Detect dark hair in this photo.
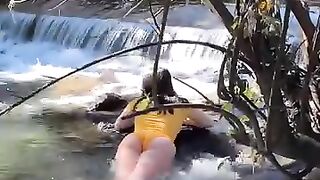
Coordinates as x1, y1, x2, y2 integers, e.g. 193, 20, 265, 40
133, 69, 189, 114
142, 69, 176, 97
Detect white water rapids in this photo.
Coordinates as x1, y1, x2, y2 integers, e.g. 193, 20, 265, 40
0, 4, 319, 180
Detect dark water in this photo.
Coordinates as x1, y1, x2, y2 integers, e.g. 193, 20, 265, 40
0, 108, 120, 180
0, 80, 121, 180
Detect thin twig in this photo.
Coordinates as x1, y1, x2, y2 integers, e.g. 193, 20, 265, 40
152, 0, 171, 106
153, 7, 164, 17
122, 103, 221, 119
120, 102, 248, 138
173, 75, 248, 135
240, 93, 267, 120
0, 40, 227, 116
148, 0, 161, 32
144, 20, 160, 35
41, 75, 57, 80
293, 39, 308, 56
172, 75, 248, 136
48, 0, 68, 11
172, 76, 247, 135
123, 0, 145, 18
173, 76, 215, 105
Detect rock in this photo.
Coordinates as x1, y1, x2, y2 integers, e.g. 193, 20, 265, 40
174, 127, 237, 165
89, 92, 128, 112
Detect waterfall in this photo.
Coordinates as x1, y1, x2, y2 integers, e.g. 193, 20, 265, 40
0, 11, 229, 62
0, 11, 36, 41
0, 7, 319, 64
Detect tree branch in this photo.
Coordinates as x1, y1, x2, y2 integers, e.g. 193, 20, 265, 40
47, 0, 68, 11
121, 102, 247, 136
206, 0, 256, 63
148, 0, 160, 33
152, 0, 171, 106
240, 93, 267, 120
123, 0, 145, 18
171, 76, 248, 140
121, 103, 221, 119
172, 76, 215, 105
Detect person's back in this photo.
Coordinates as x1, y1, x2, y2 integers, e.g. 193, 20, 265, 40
114, 69, 214, 180
126, 96, 191, 149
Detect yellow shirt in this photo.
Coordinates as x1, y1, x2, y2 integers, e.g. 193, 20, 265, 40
127, 97, 191, 142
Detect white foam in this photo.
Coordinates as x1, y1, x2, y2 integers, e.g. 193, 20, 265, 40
171, 155, 239, 180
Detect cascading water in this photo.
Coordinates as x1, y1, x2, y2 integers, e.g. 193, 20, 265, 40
0, 5, 319, 180
0, 10, 228, 62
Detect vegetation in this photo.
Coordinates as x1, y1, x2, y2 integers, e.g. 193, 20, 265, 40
2, 0, 320, 179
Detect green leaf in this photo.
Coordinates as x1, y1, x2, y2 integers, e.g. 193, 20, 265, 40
222, 102, 233, 112
231, 16, 241, 30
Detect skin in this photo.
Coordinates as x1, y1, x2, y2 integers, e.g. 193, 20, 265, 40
113, 105, 214, 180
115, 134, 175, 180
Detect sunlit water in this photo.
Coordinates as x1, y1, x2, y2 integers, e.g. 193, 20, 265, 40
0, 5, 320, 180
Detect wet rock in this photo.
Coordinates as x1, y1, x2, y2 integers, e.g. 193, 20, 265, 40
174, 127, 237, 165
89, 92, 128, 112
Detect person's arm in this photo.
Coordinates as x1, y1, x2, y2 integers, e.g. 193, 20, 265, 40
185, 109, 215, 128
114, 104, 135, 131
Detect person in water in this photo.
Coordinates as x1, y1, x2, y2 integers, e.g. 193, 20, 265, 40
113, 69, 214, 180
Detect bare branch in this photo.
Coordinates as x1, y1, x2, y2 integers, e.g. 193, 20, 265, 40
123, 0, 145, 18
148, 0, 160, 33
217, 51, 232, 101
172, 76, 248, 140
153, 7, 164, 17
293, 39, 308, 56
171, 77, 248, 138
47, 0, 68, 11
121, 103, 247, 135
122, 103, 221, 119
240, 93, 267, 120
173, 76, 215, 105
152, 0, 171, 106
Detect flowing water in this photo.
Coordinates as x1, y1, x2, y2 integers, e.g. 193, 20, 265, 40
0, 5, 319, 180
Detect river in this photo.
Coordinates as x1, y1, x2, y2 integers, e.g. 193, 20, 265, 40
0, 4, 319, 180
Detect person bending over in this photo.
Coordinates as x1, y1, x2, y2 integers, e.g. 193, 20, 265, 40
113, 69, 214, 180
